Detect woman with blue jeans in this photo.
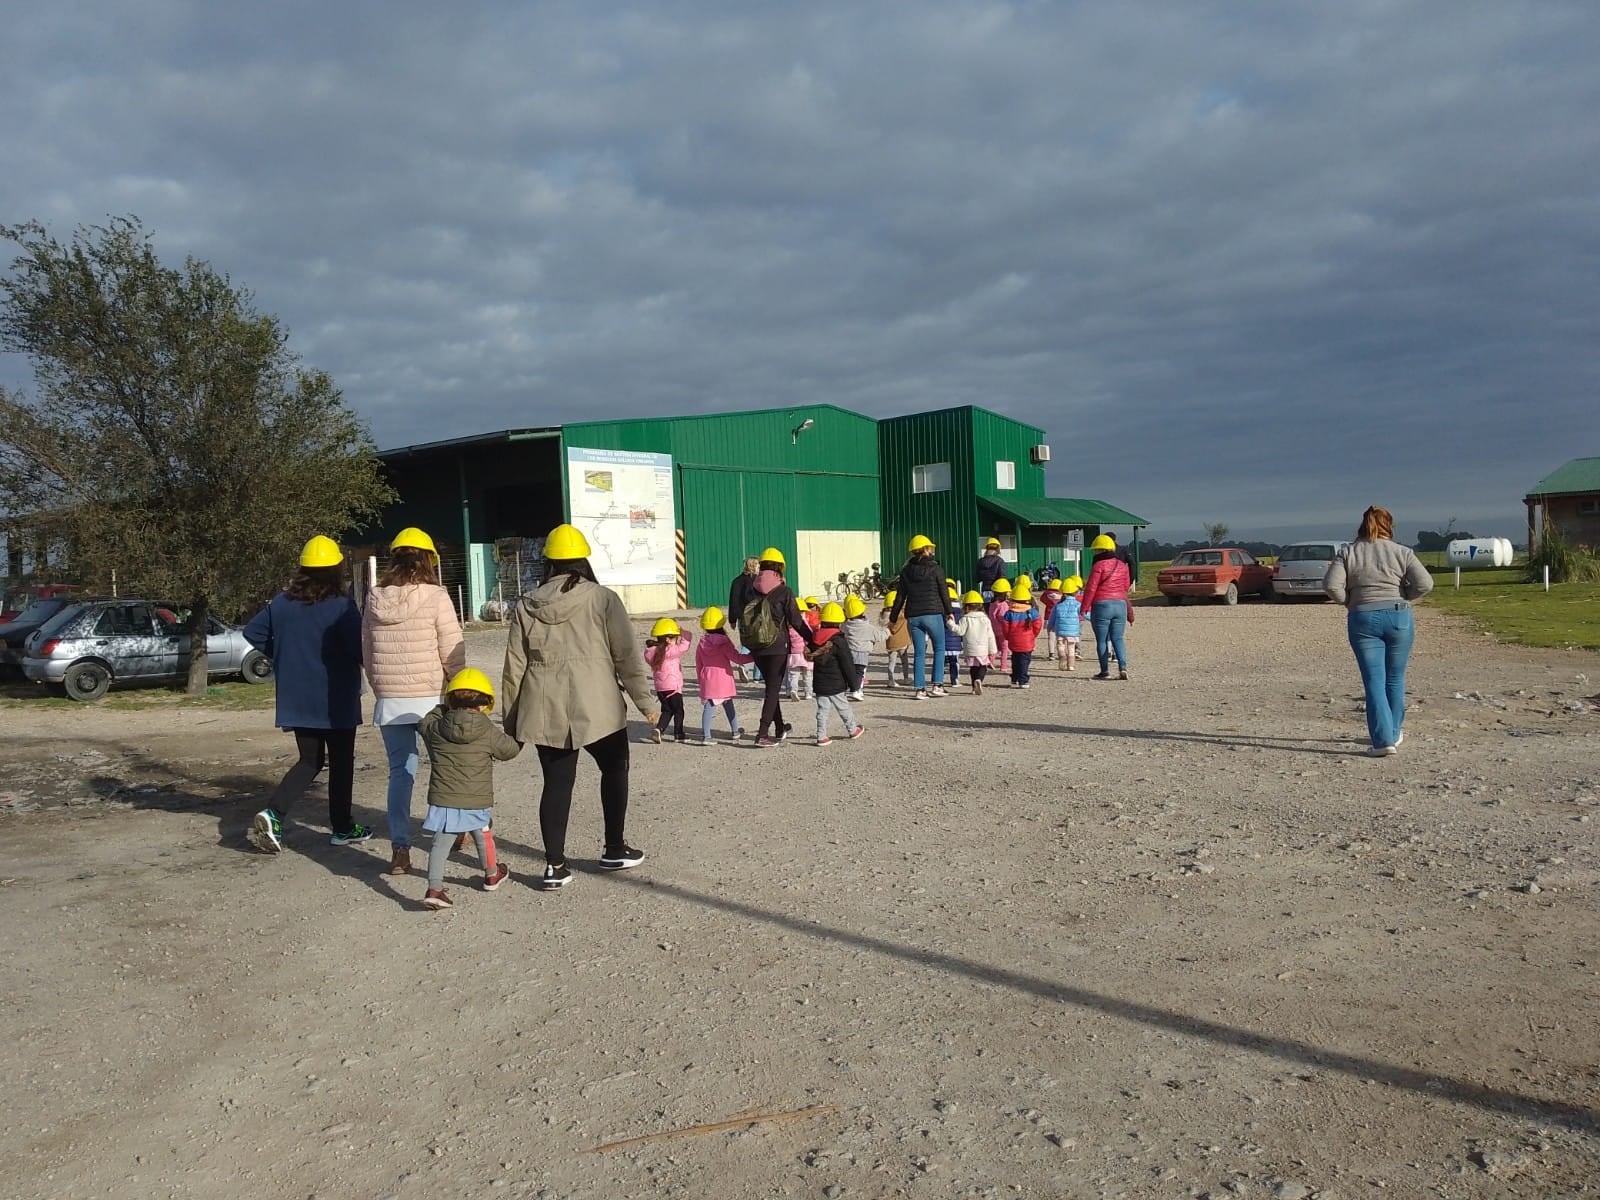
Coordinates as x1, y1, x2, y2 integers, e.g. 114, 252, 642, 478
1323, 506, 1434, 757
1078, 534, 1133, 680
888, 535, 956, 699
361, 528, 467, 874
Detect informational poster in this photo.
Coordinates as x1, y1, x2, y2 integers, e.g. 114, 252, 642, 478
565, 447, 677, 586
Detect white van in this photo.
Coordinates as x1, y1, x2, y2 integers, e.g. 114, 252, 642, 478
1271, 540, 1349, 601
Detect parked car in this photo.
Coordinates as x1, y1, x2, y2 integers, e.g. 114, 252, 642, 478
1157, 548, 1275, 605
0, 595, 86, 674
21, 599, 273, 701
2, 583, 81, 624
1272, 540, 1349, 601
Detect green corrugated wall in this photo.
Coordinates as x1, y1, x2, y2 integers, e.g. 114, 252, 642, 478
878, 408, 977, 587
970, 407, 1048, 500
563, 405, 881, 605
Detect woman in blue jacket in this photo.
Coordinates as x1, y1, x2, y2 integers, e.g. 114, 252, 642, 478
243, 536, 370, 853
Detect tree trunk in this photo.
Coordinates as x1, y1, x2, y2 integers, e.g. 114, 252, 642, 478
185, 597, 210, 695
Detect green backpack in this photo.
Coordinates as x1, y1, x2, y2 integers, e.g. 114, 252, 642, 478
741, 591, 782, 651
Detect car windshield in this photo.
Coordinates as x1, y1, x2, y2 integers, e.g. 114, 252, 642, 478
1280, 544, 1336, 562
1172, 551, 1224, 566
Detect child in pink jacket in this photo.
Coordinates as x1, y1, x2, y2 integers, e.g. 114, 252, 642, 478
785, 620, 814, 700
694, 606, 752, 745
987, 579, 1013, 672
646, 619, 692, 743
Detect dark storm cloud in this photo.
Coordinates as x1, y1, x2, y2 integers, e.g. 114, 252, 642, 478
4, 0, 1598, 538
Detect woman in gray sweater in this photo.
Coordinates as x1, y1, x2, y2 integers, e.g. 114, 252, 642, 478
1323, 506, 1435, 756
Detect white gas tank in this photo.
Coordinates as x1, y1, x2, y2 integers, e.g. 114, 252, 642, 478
1445, 538, 1512, 568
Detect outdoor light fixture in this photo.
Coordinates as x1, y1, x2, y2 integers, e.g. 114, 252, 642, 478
791, 417, 815, 445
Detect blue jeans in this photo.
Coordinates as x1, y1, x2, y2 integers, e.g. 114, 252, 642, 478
380, 722, 422, 849
1348, 605, 1414, 749
1089, 601, 1128, 674
701, 699, 739, 740
907, 614, 948, 689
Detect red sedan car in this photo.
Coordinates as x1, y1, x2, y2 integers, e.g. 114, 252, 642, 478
1157, 548, 1275, 606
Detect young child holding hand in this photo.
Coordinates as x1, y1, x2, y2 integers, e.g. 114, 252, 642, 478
693, 606, 750, 745
417, 668, 521, 910
646, 619, 692, 743
955, 591, 999, 695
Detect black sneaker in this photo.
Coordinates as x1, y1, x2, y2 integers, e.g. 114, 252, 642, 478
537, 864, 572, 890
330, 824, 372, 846
598, 845, 645, 871
778, 722, 793, 744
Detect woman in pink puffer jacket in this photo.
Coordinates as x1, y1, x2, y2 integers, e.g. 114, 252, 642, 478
361, 529, 466, 875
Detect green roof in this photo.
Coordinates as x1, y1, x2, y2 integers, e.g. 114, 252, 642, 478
1527, 457, 1600, 498
982, 495, 1149, 528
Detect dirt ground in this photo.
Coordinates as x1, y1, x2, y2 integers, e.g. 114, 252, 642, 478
2, 600, 1598, 1200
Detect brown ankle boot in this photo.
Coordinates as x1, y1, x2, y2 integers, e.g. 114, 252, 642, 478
386, 847, 411, 876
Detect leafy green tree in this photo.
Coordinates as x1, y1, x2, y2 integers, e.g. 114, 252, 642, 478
0, 217, 394, 694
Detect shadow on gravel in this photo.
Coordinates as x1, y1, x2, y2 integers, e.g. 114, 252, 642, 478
605, 872, 1600, 1136
878, 713, 1364, 757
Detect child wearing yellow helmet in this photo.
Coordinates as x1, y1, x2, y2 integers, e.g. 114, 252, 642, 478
956, 590, 1000, 695
694, 608, 752, 744
645, 617, 693, 743
1047, 575, 1084, 672
882, 589, 911, 688
803, 599, 864, 745
416, 669, 523, 908
841, 594, 877, 699
986, 582, 1013, 674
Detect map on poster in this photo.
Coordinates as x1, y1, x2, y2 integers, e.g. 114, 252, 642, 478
565, 447, 676, 586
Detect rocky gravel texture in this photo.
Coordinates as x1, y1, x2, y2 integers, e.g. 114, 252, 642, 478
2, 602, 1597, 1198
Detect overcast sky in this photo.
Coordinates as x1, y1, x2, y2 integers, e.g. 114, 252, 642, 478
4, 1, 1596, 542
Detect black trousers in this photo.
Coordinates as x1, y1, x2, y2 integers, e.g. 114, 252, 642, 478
271, 728, 356, 835
656, 690, 686, 738
753, 653, 789, 738
535, 728, 630, 866
853, 661, 867, 692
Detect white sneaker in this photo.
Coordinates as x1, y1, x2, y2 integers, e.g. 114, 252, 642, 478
1365, 745, 1398, 758
913, 689, 930, 701
848, 691, 865, 701
1396, 731, 1405, 747
930, 686, 948, 697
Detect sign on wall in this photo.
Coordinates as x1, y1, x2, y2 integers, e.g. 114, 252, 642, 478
565, 447, 677, 586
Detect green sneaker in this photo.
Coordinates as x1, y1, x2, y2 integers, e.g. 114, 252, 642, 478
330, 824, 373, 846
249, 809, 283, 853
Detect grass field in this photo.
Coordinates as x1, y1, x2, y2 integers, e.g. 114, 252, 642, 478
1134, 557, 1600, 651
0, 677, 277, 711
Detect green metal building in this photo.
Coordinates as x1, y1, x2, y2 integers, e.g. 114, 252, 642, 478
878, 406, 1146, 585
371, 402, 1144, 617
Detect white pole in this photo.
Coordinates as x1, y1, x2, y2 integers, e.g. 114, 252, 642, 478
457, 584, 465, 618
1454, 566, 1460, 591
368, 555, 377, 590
1544, 565, 1550, 592
111, 568, 117, 598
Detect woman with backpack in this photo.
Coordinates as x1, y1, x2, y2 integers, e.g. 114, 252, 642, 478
736, 547, 815, 748
501, 524, 659, 890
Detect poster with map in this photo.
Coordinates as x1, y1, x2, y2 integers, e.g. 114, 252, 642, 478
565, 447, 677, 586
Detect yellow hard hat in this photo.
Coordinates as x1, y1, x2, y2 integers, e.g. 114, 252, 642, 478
844, 594, 867, 619
963, 590, 983, 605
546, 523, 592, 560
1048, 578, 1063, 590
390, 527, 436, 555
760, 546, 786, 566
651, 617, 681, 637
804, 595, 819, 608
945, 577, 956, 587
1013, 578, 1033, 600
299, 535, 343, 568
884, 589, 898, 607
446, 667, 495, 704
795, 596, 810, 611
947, 586, 959, 600
700, 606, 726, 631
985, 538, 1001, 549
1065, 575, 1083, 593
908, 534, 934, 553
1090, 534, 1116, 552
992, 578, 1011, 594
820, 601, 845, 624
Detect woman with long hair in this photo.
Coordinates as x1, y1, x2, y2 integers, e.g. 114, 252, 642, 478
1079, 534, 1133, 680
501, 524, 658, 890
1324, 506, 1434, 757
245, 536, 370, 853
362, 527, 466, 875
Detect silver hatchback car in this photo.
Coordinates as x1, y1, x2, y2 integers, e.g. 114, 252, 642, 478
1271, 540, 1349, 601
21, 599, 273, 701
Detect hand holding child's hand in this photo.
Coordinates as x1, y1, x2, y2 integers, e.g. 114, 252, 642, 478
644, 710, 661, 726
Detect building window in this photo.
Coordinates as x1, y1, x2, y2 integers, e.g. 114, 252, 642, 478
996, 461, 1016, 491
913, 463, 951, 494
1580, 499, 1600, 515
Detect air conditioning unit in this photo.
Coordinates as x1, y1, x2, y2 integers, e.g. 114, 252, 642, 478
1029, 444, 1051, 464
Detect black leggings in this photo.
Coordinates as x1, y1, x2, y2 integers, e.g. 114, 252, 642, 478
656, 691, 685, 738
535, 728, 630, 866
271, 728, 356, 835
754, 653, 789, 738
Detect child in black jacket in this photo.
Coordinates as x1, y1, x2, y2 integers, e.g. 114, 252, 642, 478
805, 604, 864, 746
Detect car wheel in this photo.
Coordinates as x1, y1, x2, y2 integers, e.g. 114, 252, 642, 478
1223, 583, 1239, 606
241, 650, 273, 684
63, 661, 112, 702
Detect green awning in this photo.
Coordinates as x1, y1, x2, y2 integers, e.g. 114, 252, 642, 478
1526, 457, 1600, 499
981, 495, 1149, 528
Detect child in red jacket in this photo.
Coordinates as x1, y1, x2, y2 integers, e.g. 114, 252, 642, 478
1000, 578, 1044, 688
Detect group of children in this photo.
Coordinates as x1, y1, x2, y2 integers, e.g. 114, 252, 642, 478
408, 574, 1086, 911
